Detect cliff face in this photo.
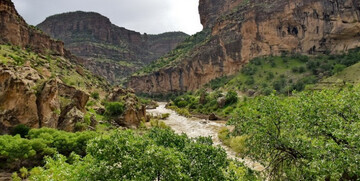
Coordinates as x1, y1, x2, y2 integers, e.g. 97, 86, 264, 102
128, 0, 360, 93
0, 0, 145, 133
0, 0, 66, 56
37, 12, 189, 84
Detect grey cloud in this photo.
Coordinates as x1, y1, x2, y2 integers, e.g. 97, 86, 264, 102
12, 0, 202, 35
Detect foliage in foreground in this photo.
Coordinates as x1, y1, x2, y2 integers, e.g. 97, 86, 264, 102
0, 128, 97, 170
28, 128, 257, 181
227, 86, 360, 180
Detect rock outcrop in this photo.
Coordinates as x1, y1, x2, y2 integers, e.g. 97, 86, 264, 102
0, 0, 67, 56
108, 87, 146, 128
37, 11, 189, 84
128, 0, 360, 93
0, 65, 89, 134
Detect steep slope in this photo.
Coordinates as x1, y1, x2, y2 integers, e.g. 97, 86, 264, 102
0, 0, 145, 134
128, 0, 360, 94
37, 11, 189, 84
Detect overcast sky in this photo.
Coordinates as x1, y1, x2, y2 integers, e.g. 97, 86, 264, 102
12, 0, 203, 35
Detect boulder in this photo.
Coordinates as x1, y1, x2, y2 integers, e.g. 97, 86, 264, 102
0, 66, 40, 134
58, 107, 84, 132
209, 113, 219, 121
217, 97, 226, 108
37, 79, 60, 128
146, 100, 159, 109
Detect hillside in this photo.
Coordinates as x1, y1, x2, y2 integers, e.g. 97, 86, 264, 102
128, 0, 360, 93
0, 0, 146, 134
37, 12, 189, 84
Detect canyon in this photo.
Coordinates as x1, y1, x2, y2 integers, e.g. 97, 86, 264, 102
37, 12, 189, 84
127, 0, 360, 94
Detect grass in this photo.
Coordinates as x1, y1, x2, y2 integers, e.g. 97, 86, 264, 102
322, 62, 360, 84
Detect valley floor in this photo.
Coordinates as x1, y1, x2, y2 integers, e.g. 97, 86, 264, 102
147, 102, 264, 171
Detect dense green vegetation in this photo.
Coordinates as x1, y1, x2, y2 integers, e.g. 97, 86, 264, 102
134, 29, 211, 76
167, 49, 360, 118
210, 48, 360, 95
0, 44, 109, 93
0, 128, 97, 170
224, 86, 360, 180
4, 127, 257, 180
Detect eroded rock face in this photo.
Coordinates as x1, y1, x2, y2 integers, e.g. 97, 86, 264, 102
109, 87, 146, 128
37, 11, 189, 84
0, 65, 89, 134
37, 79, 60, 128
0, 0, 66, 56
0, 66, 40, 133
128, 0, 360, 93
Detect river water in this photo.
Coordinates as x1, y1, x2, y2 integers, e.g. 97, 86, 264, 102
147, 102, 264, 172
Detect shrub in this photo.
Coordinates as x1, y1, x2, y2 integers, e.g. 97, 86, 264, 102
10, 124, 30, 138
218, 127, 231, 146
229, 136, 248, 155
225, 90, 238, 105
332, 64, 346, 74
266, 72, 275, 80
90, 92, 100, 100
176, 100, 188, 108
245, 77, 255, 85
161, 113, 170, 119
105, 102, 125, 116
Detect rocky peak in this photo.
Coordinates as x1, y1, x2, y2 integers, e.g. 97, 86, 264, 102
0, 0, 66, 56
199, 0, 243, 28
37, 11, 189, 84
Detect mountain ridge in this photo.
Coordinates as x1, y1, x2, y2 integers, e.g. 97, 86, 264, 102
37, 11, 189, 84
127, 0, 360, 94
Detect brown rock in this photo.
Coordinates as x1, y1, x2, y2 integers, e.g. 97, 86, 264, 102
95, 107, 106, 115
58, 83, 89, 112
37, 79, 60, 128
0, 0, 66, 56
58, 107, 84, 132
127, 0, 360, 94
75, 66, 85, 76
209, 113, 219, 121
0, 65, 90, 133
0, 66, 40, 134
217, 97, 226, 108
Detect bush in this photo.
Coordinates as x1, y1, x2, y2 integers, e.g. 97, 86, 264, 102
161, 113, 170, 119
229, 136, 247, 155
332, 64, 346, 74
90, 92, 100, 100
10, 124, 30, 138
245, 77, 255, 85
176, 100, 188, 108
218, 127, 231, 146
105, 102, 125, 116
225, 91, 238, 105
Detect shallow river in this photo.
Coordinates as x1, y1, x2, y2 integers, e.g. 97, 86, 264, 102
147, 102, 264, 172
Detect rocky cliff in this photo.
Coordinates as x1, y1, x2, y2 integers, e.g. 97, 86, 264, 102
0, 0, 67, 56
128, 0, 360, 93
0, 0, 145, 133
37, 12, 189, 84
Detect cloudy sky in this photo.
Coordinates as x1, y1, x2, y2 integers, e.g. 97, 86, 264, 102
12, 0, 203, 35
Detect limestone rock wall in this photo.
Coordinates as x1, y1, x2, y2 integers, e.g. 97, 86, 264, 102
128, 0, 360, 93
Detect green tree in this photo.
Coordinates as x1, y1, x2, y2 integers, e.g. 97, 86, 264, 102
228, 86, 360, 180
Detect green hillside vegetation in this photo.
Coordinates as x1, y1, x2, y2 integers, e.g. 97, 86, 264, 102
317, 62, 360, 87
212, 48, 360, 95
167, 48, 360, 118
134, 29, 211, 76
0, 44, 109, 94
4, 127, 257, 181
